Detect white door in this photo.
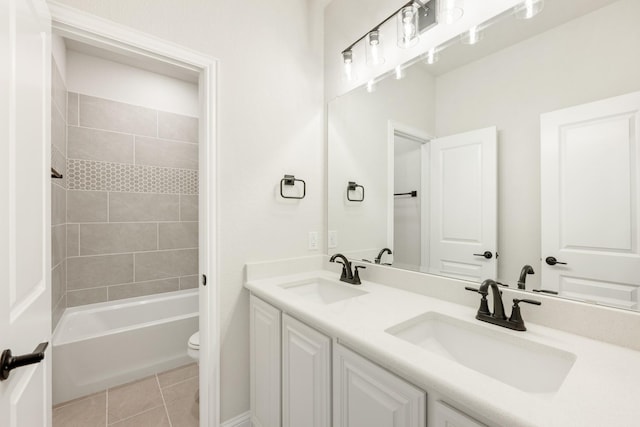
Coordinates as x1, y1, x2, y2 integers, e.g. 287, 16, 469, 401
541, 91, 640, 309
429, 127, 497, 281
0, 0, 52, 426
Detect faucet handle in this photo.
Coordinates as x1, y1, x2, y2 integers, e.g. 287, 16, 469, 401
334, 260, 348, 280
508, 298, 541, 331
352, 265, 366, 285
465, 287, 491, 316
465, 286, 488, 296
513, 298, 541, 306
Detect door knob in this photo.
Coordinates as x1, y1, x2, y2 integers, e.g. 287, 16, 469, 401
473, 251, 493, 259
0, 342, 48, 381
545, 256, 567, 266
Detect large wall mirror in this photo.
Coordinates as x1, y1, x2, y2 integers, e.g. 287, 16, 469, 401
328, 0, 640, 311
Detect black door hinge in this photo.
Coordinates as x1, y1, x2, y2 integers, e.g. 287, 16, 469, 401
202, 274, 207, 286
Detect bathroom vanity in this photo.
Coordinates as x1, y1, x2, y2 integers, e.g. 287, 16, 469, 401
245, 257, 640, 427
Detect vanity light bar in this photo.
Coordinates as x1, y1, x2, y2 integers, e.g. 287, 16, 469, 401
357, 1, 542, 94
341, 0, 437, 77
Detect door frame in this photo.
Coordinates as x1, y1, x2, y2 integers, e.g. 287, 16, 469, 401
47, 2, 220, 425
387, 121, 432, 270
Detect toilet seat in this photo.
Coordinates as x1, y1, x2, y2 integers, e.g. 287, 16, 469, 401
188, 332, 200, 350
188, 331, 199, 360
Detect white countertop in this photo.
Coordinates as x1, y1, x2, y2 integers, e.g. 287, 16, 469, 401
245, 269, 640, 427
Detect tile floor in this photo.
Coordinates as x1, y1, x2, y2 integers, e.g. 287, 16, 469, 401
53, 363, 198, 427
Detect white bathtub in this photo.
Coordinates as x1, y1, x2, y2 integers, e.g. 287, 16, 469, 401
52, 289, 198, 405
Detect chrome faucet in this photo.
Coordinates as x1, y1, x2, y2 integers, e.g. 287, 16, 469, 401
466, 279, 541, 331
329, 253, 366, 285
517, 265, 535, 289
374, 248, 392, 264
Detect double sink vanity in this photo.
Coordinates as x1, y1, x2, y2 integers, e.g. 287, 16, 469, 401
245, 256, 640, 427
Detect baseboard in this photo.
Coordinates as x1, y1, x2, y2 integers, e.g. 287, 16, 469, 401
221, 411, 250, 427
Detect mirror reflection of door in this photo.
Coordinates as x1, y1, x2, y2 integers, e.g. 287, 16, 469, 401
389, 126, 498, 280
541, 91, 640, 309
429, 126, 498, 282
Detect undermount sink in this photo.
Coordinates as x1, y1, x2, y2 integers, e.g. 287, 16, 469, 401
386, 312, 576, 393
280, 277, 368, 304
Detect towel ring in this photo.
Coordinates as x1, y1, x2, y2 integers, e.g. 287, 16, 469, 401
280, 174, 306, 199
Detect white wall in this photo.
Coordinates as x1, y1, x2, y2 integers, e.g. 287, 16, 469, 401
328, 65, 434, 259
49, 0, 326, 422
66, 50, 199, 117
435, 0, 640, 288
51, 34, 67, 80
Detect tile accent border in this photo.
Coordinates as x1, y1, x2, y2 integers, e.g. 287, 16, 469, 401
67, 159, 198, 194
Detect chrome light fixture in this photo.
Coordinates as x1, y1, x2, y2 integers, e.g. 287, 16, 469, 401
340, 0, 440, 84
515, 0, 544, 20
397, 4, 419, 48
365, 29, 385, 66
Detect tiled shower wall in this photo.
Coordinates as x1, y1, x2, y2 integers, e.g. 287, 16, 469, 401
51, 58, 68, 329
65, 93, 199, 307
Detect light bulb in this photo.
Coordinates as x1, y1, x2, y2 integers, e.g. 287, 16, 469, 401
461, 25, 482, 45
397, 5, 419, 48
366, 30, 385, 66
515, 0, 544, 19
395, 65, 405, 80
342, 50, 355, 81
366, 80, 376, 93
438, 0, 464, 24
425, 48, 439, 65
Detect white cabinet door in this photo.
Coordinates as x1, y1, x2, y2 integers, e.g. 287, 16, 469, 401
541, 91, 640, 309
250, 295, 281, 427
433, 400, 486, 427
282, 314, 331, 427
0, 1, 52, 426
429, 127, 498, 281
333, 343, 426, 427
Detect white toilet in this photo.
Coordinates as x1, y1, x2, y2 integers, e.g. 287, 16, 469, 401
188, 331, 199, 361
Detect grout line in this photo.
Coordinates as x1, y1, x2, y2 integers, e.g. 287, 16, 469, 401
77, 92, 80, 126
156, 223, 160, 250
67, 273, 191, 293
60, 220, 197, 225
156, 111, 159, 138
66, 247, 198, 259
156, 374, 173, 427
107, 192, 110, 223
68, 123, 198, 145
105, 385, 109, 427
107, 405, 164, 426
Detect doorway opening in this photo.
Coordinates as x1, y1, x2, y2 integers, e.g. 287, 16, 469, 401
48, 5, 218, 425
